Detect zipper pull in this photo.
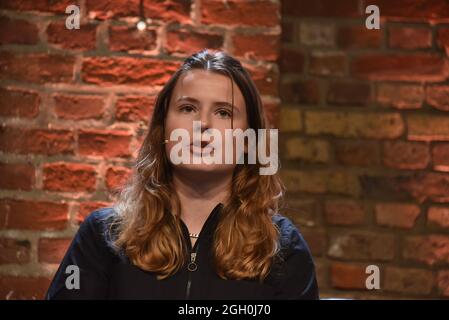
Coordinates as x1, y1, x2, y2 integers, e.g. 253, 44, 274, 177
187, 252, 197, 272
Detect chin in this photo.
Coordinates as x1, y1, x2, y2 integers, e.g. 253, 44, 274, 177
174, 163, 235, 175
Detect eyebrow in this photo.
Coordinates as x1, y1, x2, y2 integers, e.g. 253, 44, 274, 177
176, 96, 240, 112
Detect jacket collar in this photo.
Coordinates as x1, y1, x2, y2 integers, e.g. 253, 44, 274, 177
179, 202, 224, 248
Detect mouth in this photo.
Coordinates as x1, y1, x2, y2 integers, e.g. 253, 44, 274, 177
190, 141, 213, 156
190, 140, 211, 148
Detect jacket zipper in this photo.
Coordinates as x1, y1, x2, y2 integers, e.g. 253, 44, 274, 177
182, 203, 223, 299
185, 243, 199, 299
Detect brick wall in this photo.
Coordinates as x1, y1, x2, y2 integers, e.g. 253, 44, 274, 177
0, 0, 281, 299
1, 0, 448, 300
280, 0, 449, 298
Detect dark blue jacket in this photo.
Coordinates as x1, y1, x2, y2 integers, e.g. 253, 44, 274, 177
46, 203, 319, 299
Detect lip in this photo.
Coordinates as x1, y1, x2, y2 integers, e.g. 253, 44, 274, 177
190, 143, 214, 156
190, 141, 210, 148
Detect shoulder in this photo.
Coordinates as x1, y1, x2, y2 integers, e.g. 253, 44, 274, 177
77, 207, 119, 253
81, 207, 116, 234
45, 207, 118, 299
270, 213, 320, 299
272, 213, 311, 257
82, 206, 116, 228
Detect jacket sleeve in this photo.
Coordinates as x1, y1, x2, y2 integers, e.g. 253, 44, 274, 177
45, 208, 115, 300
272, 215, 320, 300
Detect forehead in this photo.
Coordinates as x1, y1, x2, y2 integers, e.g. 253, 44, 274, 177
171, 69, 245, 106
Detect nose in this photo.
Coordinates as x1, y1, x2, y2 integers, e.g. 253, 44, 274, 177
198, 111, 211, 132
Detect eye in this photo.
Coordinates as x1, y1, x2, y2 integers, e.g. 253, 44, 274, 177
216, 108, 232, 118
179, 104, 196, 113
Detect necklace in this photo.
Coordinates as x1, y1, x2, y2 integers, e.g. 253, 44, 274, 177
189, 233, 199, 238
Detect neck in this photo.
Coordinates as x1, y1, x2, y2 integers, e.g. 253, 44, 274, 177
172, 169, 232, 205
171, 169, 232, 231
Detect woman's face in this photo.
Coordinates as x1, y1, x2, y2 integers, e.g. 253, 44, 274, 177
164, 69, 248, 175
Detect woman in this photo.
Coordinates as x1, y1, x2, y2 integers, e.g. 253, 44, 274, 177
46, 49, 319, 300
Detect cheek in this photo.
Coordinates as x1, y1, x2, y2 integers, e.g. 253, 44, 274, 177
164, 114, 193, 160
165, 113, 189, 137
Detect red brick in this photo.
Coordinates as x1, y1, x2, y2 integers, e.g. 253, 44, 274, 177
201, 0, 279, 27
309, 52, 346, 76
305, 111, 404, 139
0, 162, 35, 190
0, 52, 75, 84
438, 270, 449, 297
244, 63, 279, 96
0, 276, 51, 300
426, 85, 449, 111
337, 25, 382, 49
384, 267, 434, 295
352, 54, 449, 82
78, 130, 132, 158
389, 26, 432, 49
0, 88, 39, 118
407, 114, 449, 141
43, 162, 97, 192
0, 0, 78, 14
0, 16, 38, 45
0, 198, 68, 230
232, 33, 279, 62
0, 127, 74, 155
433, 143, 449, 172
361, 173, 449, 203
300, 229, 326, 256
165, 28, 223, 56
334, 140, 381, 167
81, 56, 180, 86
324, 200, 365, 225
115, 95, 154, 122
109, 25, 157, 52
403, 235, 449, 265
326, 81, 370, 106
436, 28, 449, 54
282, 0, 360, 17
38, 238, 71, 264
87, 0, 191, 23
280, 79, 320, 104
368, 0, 449, 21
76, 201, 111, 224
299, 21, 335, 47
279, 48, 305, 73
375, 203, 421, 229
0, 238, 31, 264
330, 262, 369, 290
383, 141, 430, 170
105, 166, 131, 192
376, 83, 424, 109
53, 94, 104, 120
328, 231, 395, 261
47, 21, 96, 51
428, 207, 449, 229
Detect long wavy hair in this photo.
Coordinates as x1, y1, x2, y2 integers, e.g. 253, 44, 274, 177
112, 49, 285, 281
